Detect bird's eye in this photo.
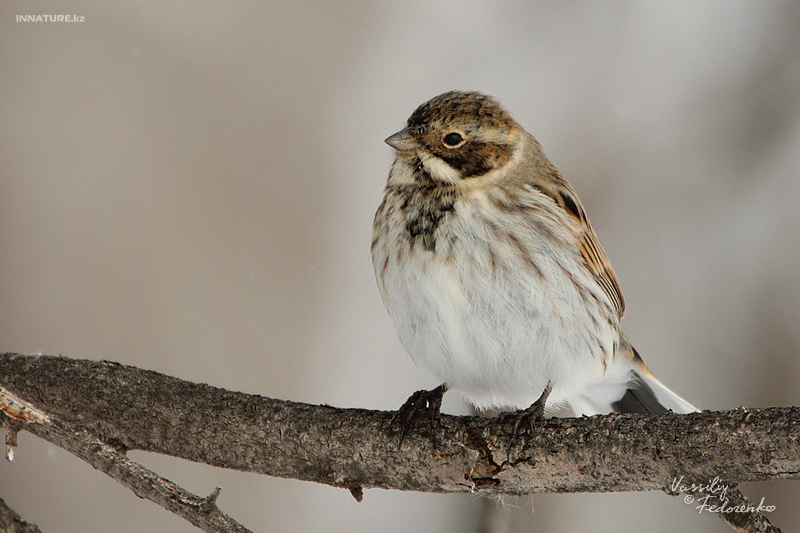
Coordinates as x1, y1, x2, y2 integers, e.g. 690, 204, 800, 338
443, 132, 464, 147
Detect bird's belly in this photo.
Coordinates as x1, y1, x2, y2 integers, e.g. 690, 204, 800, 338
379, 235, 615, 411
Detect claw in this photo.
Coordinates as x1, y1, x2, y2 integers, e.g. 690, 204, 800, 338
390, 384, 447, 448
504, 383, 551, 462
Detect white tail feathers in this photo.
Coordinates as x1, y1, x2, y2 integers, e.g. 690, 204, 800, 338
567, 336, 697, 416
635, 370, 697, 414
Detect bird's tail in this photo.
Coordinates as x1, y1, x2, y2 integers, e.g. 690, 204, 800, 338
567, 335, 697, 416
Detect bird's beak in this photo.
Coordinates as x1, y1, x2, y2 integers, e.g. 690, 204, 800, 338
385, 127, 420, 151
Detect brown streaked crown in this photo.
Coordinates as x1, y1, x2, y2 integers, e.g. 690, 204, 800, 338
407, 91, 516, 134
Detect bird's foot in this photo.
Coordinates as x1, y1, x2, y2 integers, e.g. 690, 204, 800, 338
502, 384, 552, 463
390, 384, 447, 448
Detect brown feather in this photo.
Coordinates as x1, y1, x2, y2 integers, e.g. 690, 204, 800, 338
536, 168, 626, 317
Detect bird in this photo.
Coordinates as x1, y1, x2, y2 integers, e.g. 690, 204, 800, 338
371, 91, 696, 437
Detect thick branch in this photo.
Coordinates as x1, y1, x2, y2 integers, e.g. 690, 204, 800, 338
1, 353, 795, 532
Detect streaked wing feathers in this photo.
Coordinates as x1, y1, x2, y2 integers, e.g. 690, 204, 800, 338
538, 173, 626, 317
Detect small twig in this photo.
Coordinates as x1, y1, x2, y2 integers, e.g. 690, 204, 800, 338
349, 486, 364, 502
719, 486, 781, 533
0, 497, 43, 533
9, 414, 251, 533
0, 384, 50, 424
4, 424, 18, 462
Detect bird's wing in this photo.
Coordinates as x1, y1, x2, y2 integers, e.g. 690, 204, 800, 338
534, 171, 626, 317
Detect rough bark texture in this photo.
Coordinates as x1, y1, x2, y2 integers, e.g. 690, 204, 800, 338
1, 353, 795, 532
0, 498, 43, 533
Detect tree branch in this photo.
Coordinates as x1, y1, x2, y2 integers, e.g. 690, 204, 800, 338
0, 497, 43, 533
1, 413, 250, 533
0, 353, 795, 532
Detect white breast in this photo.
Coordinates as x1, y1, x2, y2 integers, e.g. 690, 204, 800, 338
373, 191, 618, 411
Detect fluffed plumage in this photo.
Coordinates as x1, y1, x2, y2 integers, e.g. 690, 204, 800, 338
372, 91, 695, 416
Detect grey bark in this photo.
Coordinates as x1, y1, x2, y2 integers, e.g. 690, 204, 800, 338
0, 498, 43, 533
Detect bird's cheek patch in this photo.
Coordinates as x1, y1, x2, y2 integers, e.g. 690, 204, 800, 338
441, 142, 512, 178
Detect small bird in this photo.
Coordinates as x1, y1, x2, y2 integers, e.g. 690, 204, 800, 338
371, 91, 695, 433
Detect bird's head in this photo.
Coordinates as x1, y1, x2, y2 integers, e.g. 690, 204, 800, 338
385, 91, 524, 185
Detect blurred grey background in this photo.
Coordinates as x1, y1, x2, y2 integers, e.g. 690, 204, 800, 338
2, 1, 799, 532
